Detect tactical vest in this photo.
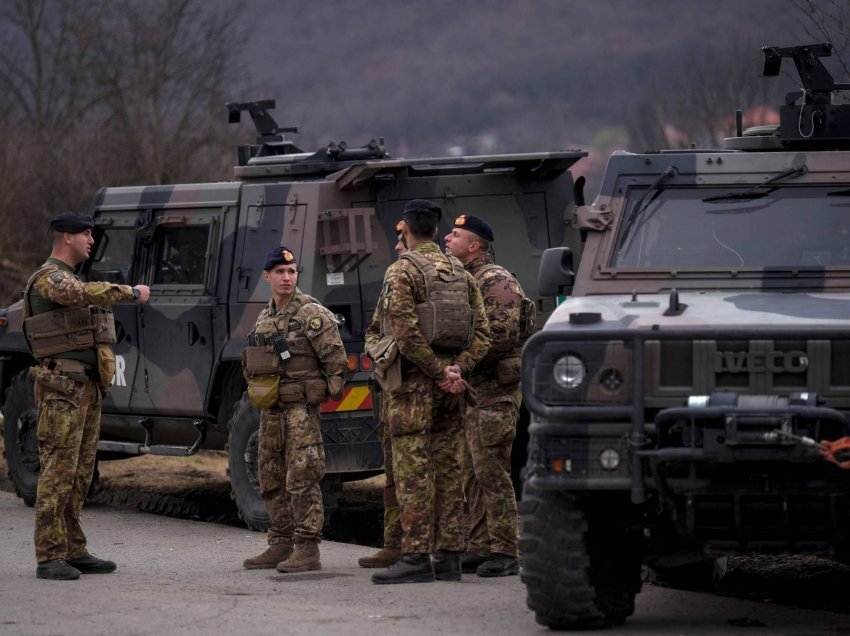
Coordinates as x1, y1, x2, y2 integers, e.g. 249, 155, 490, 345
473, 263, 537, 343
396, 250, 473, 352
22, 264, 117, 359
243, 295, 324, 381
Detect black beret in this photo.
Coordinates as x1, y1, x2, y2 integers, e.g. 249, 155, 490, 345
263, 245, 297, 271
454, 214, 494, 242
403, 199, 442, 222
50, 212, 95, 234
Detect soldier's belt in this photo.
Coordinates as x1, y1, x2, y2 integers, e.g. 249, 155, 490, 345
42, 358, 95, 383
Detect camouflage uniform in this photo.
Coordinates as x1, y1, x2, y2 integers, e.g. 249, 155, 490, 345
28, 258, 136, 563
364, 302, 401, 551
252, 289, 347, 546
383, 242, 490, 554
463, 253, 523, 558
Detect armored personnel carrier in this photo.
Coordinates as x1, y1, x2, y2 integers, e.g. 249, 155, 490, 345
0, 100, 585, 530
520, 43, 850, 629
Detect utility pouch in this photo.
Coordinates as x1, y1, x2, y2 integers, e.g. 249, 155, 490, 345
247, 374, 280, 409
279, 382, 306, 403
371, 335, 402, 393
304, 379, 329, 405
91, 308, 117, 344
96, 345, 116, 390
244, 346, 281, 375
495, 355, 521, 386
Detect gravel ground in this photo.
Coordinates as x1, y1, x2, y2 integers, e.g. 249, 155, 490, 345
2, 433, 850, 615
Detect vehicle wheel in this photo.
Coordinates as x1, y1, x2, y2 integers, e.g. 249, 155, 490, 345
226, 392, 270, 531
519, 487, 642, 630
3, 370, 40, 506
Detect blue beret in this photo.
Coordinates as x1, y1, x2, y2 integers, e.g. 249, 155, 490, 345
454, 214, 494, 242
403, 199, 442, 222
263, 245, 297, 271
50, 212, 94, 233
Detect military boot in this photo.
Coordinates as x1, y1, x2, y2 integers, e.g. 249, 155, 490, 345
243, 542, 293, 570
358, 546, 402, 568
36, 559, 81, 581
432, 550, 462, 581
476, 553, 520, 577
460, 551, 488, 573
371, 553, 435, 584
66, 552, 117, 574
276, 540, 321, 573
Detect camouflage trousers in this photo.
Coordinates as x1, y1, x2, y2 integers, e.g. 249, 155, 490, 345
259, 401, 325, 544
462, 384, 520, 557
34, 373, 102, 563
387, 374, 466, 554
378, 399, 401, 549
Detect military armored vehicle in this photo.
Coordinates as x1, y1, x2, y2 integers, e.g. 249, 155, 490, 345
0, 99, 585, 530
520, 43, 850, 629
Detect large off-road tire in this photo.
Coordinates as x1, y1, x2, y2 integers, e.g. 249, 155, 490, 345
226, 393, 270, 531
519, 488, 642, 630
225, 392, 344, 532
3, 370, 40, 506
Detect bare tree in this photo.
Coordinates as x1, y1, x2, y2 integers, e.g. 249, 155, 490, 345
0, 0, 250, 305
790, 0, 850, 78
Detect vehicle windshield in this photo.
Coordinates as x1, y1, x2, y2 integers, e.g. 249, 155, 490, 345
611, 185, 850, 269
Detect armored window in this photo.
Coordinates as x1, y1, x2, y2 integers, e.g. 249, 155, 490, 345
88, 227, 136, 284
611, 185, 850, 269
153, 226, 211, 286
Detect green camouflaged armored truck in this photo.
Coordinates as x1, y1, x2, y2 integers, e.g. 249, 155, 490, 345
0, 100, 585, 530
520, 43, 850, 629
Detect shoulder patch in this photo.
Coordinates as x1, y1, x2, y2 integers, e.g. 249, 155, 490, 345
308, 316, 323, 331
49, 271, 65, 283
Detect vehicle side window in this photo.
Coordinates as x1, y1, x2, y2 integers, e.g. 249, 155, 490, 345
88, 228, 136, 284
153, 226, 210, 286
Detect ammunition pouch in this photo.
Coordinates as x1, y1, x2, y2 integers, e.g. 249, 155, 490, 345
243, 346, 281, 375
248, 374, 281, 409
283, 354, 322, 378
278, 382, 305, 403
24, 306, 116, 358
304, 379, 328, 405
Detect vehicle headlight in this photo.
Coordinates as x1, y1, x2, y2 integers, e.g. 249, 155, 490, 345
553, 354, 585, 389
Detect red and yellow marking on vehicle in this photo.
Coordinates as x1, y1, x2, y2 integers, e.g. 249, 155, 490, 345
321, 385, 372, 413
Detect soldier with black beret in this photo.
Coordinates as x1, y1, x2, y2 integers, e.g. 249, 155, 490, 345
445, 213, 527, 577
25, 212, 150, 581
242, 245, 347, 573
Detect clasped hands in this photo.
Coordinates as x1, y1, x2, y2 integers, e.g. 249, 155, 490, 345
437, 364, 466, 394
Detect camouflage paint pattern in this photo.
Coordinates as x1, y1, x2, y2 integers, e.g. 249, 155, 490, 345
251, 288, 346, 544
461, 253, 524, 557
382, 240, 491, 554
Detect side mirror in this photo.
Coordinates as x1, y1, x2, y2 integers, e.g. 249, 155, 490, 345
538, 247, 575, 297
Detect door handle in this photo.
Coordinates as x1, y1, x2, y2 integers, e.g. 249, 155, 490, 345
188, 322, 200, 346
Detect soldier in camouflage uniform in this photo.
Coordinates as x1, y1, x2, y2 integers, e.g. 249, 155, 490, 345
359, 222, 406, 569
242, 246, 347, 573
371, 200, 491, 585
445, 214, 523, 577
24, 212, 151, 581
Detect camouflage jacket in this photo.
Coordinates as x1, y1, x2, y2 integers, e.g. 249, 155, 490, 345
253, 288, 347, 382
465, 253, 525, 366
382, 241, 490, 378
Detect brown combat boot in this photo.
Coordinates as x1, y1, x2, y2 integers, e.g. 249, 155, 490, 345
243, 542, 293, 570
277, 540, 321, 573
358, 546, 402, 568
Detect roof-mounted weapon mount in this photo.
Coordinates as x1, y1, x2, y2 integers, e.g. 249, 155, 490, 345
759, 43, 850, 149
227, 99, 388, 171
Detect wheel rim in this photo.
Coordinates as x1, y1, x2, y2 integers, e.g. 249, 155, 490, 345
15, 407, 40, 473
243, 428, 260, 493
